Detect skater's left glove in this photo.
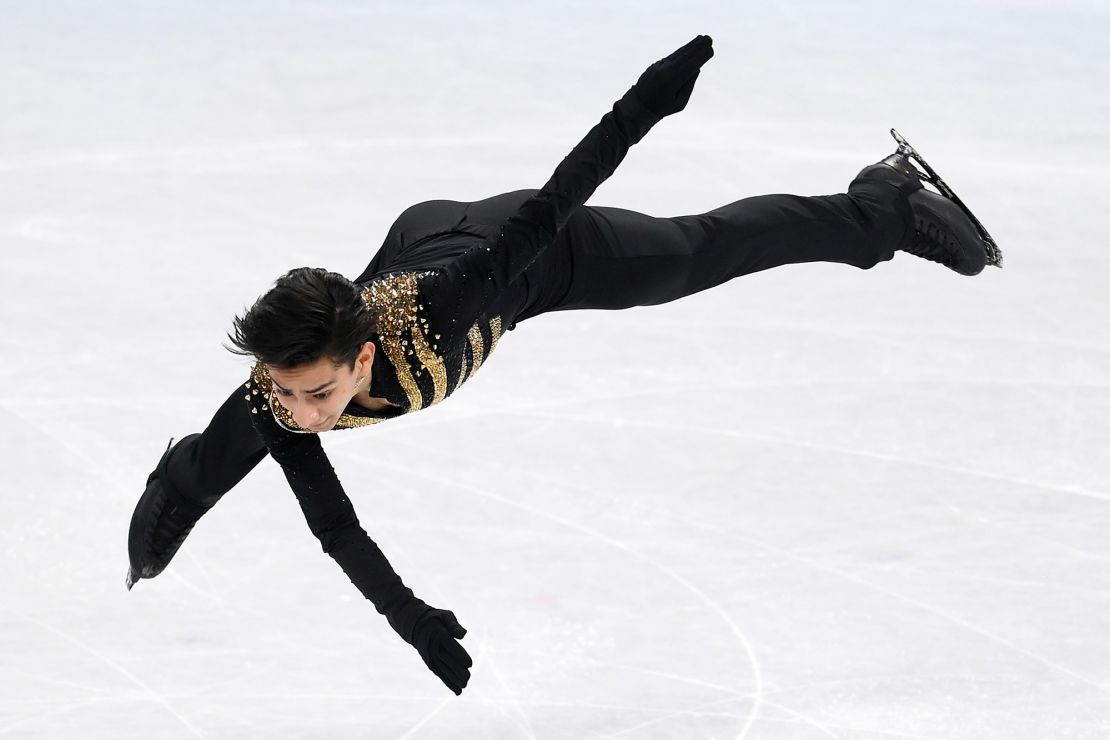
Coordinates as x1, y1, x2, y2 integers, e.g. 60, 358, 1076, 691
387, 600, 473, 695
630, 34, 714, 118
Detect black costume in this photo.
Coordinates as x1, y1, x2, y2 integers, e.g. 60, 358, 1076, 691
131, 36, 922, 695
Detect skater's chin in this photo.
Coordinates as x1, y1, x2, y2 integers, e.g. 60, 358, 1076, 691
305, 416, 335, 432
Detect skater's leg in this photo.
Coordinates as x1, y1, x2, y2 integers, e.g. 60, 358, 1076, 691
126, 386, 270, 585
127, 383, 268, 587
523, 165, 914, 315
163, 383, 270, 507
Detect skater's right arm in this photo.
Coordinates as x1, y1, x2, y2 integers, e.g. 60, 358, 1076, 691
242, 370, 473, 694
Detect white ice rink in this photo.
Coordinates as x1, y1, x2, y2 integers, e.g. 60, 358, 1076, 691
3, 1, 1109, 737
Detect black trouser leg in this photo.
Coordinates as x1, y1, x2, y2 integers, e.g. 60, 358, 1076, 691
515, 164, 914, 320
163, 384, 269, 507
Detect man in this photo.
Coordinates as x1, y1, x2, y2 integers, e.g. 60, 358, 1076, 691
126, 35, 1001, 696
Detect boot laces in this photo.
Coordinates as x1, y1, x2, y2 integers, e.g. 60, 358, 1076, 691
904, 217, 959, 267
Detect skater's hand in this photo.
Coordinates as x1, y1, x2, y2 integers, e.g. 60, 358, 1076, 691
631, 34, 714, 118
409, 608, 473, 695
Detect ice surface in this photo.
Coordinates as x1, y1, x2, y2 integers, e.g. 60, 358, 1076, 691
2, 1, 1109, 737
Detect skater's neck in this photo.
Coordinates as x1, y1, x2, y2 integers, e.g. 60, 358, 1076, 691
350, 389, 400, 412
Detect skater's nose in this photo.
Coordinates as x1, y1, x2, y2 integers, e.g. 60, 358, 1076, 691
297, 410, 323, 427
288, 402, 323, 428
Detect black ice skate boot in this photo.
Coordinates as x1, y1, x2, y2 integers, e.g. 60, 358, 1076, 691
126, 434, 209, 590
868, 129, 1003, 276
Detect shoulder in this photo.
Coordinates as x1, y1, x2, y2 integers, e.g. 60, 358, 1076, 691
359, 271, 439, 336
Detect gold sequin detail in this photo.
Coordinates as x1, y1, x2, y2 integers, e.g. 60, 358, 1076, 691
410, 325, 448, 406
467, 324, 486, 377
250, 361, 310, 433
488, 316, 503, 355
360, 272, 439, 411
333, 413, 384, 429
453, 315, 504, 389
359, 272, 506, 411
452, 351, 470, 394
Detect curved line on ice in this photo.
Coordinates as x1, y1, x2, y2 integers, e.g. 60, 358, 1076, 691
3, 608, 207, 738
351, 454, 766, 740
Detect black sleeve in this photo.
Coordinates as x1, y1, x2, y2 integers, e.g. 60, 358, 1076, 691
243, 370, 423, 621
422, 88, 663, 338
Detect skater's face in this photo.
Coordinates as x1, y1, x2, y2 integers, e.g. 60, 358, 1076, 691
266, 341, 376, 432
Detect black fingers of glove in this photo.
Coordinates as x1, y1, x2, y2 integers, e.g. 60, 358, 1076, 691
412, 608, 473, 695
632, 34, 715, 118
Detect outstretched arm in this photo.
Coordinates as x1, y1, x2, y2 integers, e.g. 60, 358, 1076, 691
243, 371, 473, 694
425, 35, 715, 332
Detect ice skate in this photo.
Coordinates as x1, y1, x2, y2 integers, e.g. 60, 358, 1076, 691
126, 434, 209, 590
871, 129, 1003, 276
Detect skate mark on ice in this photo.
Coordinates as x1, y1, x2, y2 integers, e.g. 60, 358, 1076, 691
392, 543, 539, 740
960, 515, 1110, 567
508, 407, 1110, 505
599, 689, 949, 740
404, 462, 838, 740
394, 693, 454, 740
2, 608, 205, 738
712, 527, 1110, 699
601, 692, 844, 740
380, 525, 537, 738
0, 696, 123, 736
432, 405, 1110, 700
166, 562, 226, 604
473, 649, 537, 740
0, 400, 135, 494
326, 381, 1110, 507
861, 562, 1110, 599
350, 454, 766, 740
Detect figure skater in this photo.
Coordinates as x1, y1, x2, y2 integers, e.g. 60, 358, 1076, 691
126, 35, 1001, 695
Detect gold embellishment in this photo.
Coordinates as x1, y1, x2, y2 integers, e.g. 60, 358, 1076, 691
359, 274, 505, 411
360, 272, 437, 411
385, 334, 424, 411
488, 315, 502, 355
250, 361, 311, 433
333, 413, 384, 429
452, 351, 470, 394
467, 323, 485, 377
410, 326, 447, 405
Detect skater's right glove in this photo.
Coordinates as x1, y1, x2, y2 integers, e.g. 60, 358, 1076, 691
387, 600, 473, 695
630, 34, 714, 118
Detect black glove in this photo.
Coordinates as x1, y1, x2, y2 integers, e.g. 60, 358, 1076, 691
630, 34, 714, 118
387, 601, 473, 695
126, 434, 210, 589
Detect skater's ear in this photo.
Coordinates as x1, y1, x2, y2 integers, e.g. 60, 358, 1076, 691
356, 340, 376, 369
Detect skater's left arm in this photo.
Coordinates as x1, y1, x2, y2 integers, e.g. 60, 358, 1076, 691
242, 372, 473, 694
423, 35, 714, 333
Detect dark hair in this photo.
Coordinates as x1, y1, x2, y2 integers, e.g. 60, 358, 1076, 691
225, 267, 377, 370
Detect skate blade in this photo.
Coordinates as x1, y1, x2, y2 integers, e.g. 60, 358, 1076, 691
890, 128, 1003, 268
